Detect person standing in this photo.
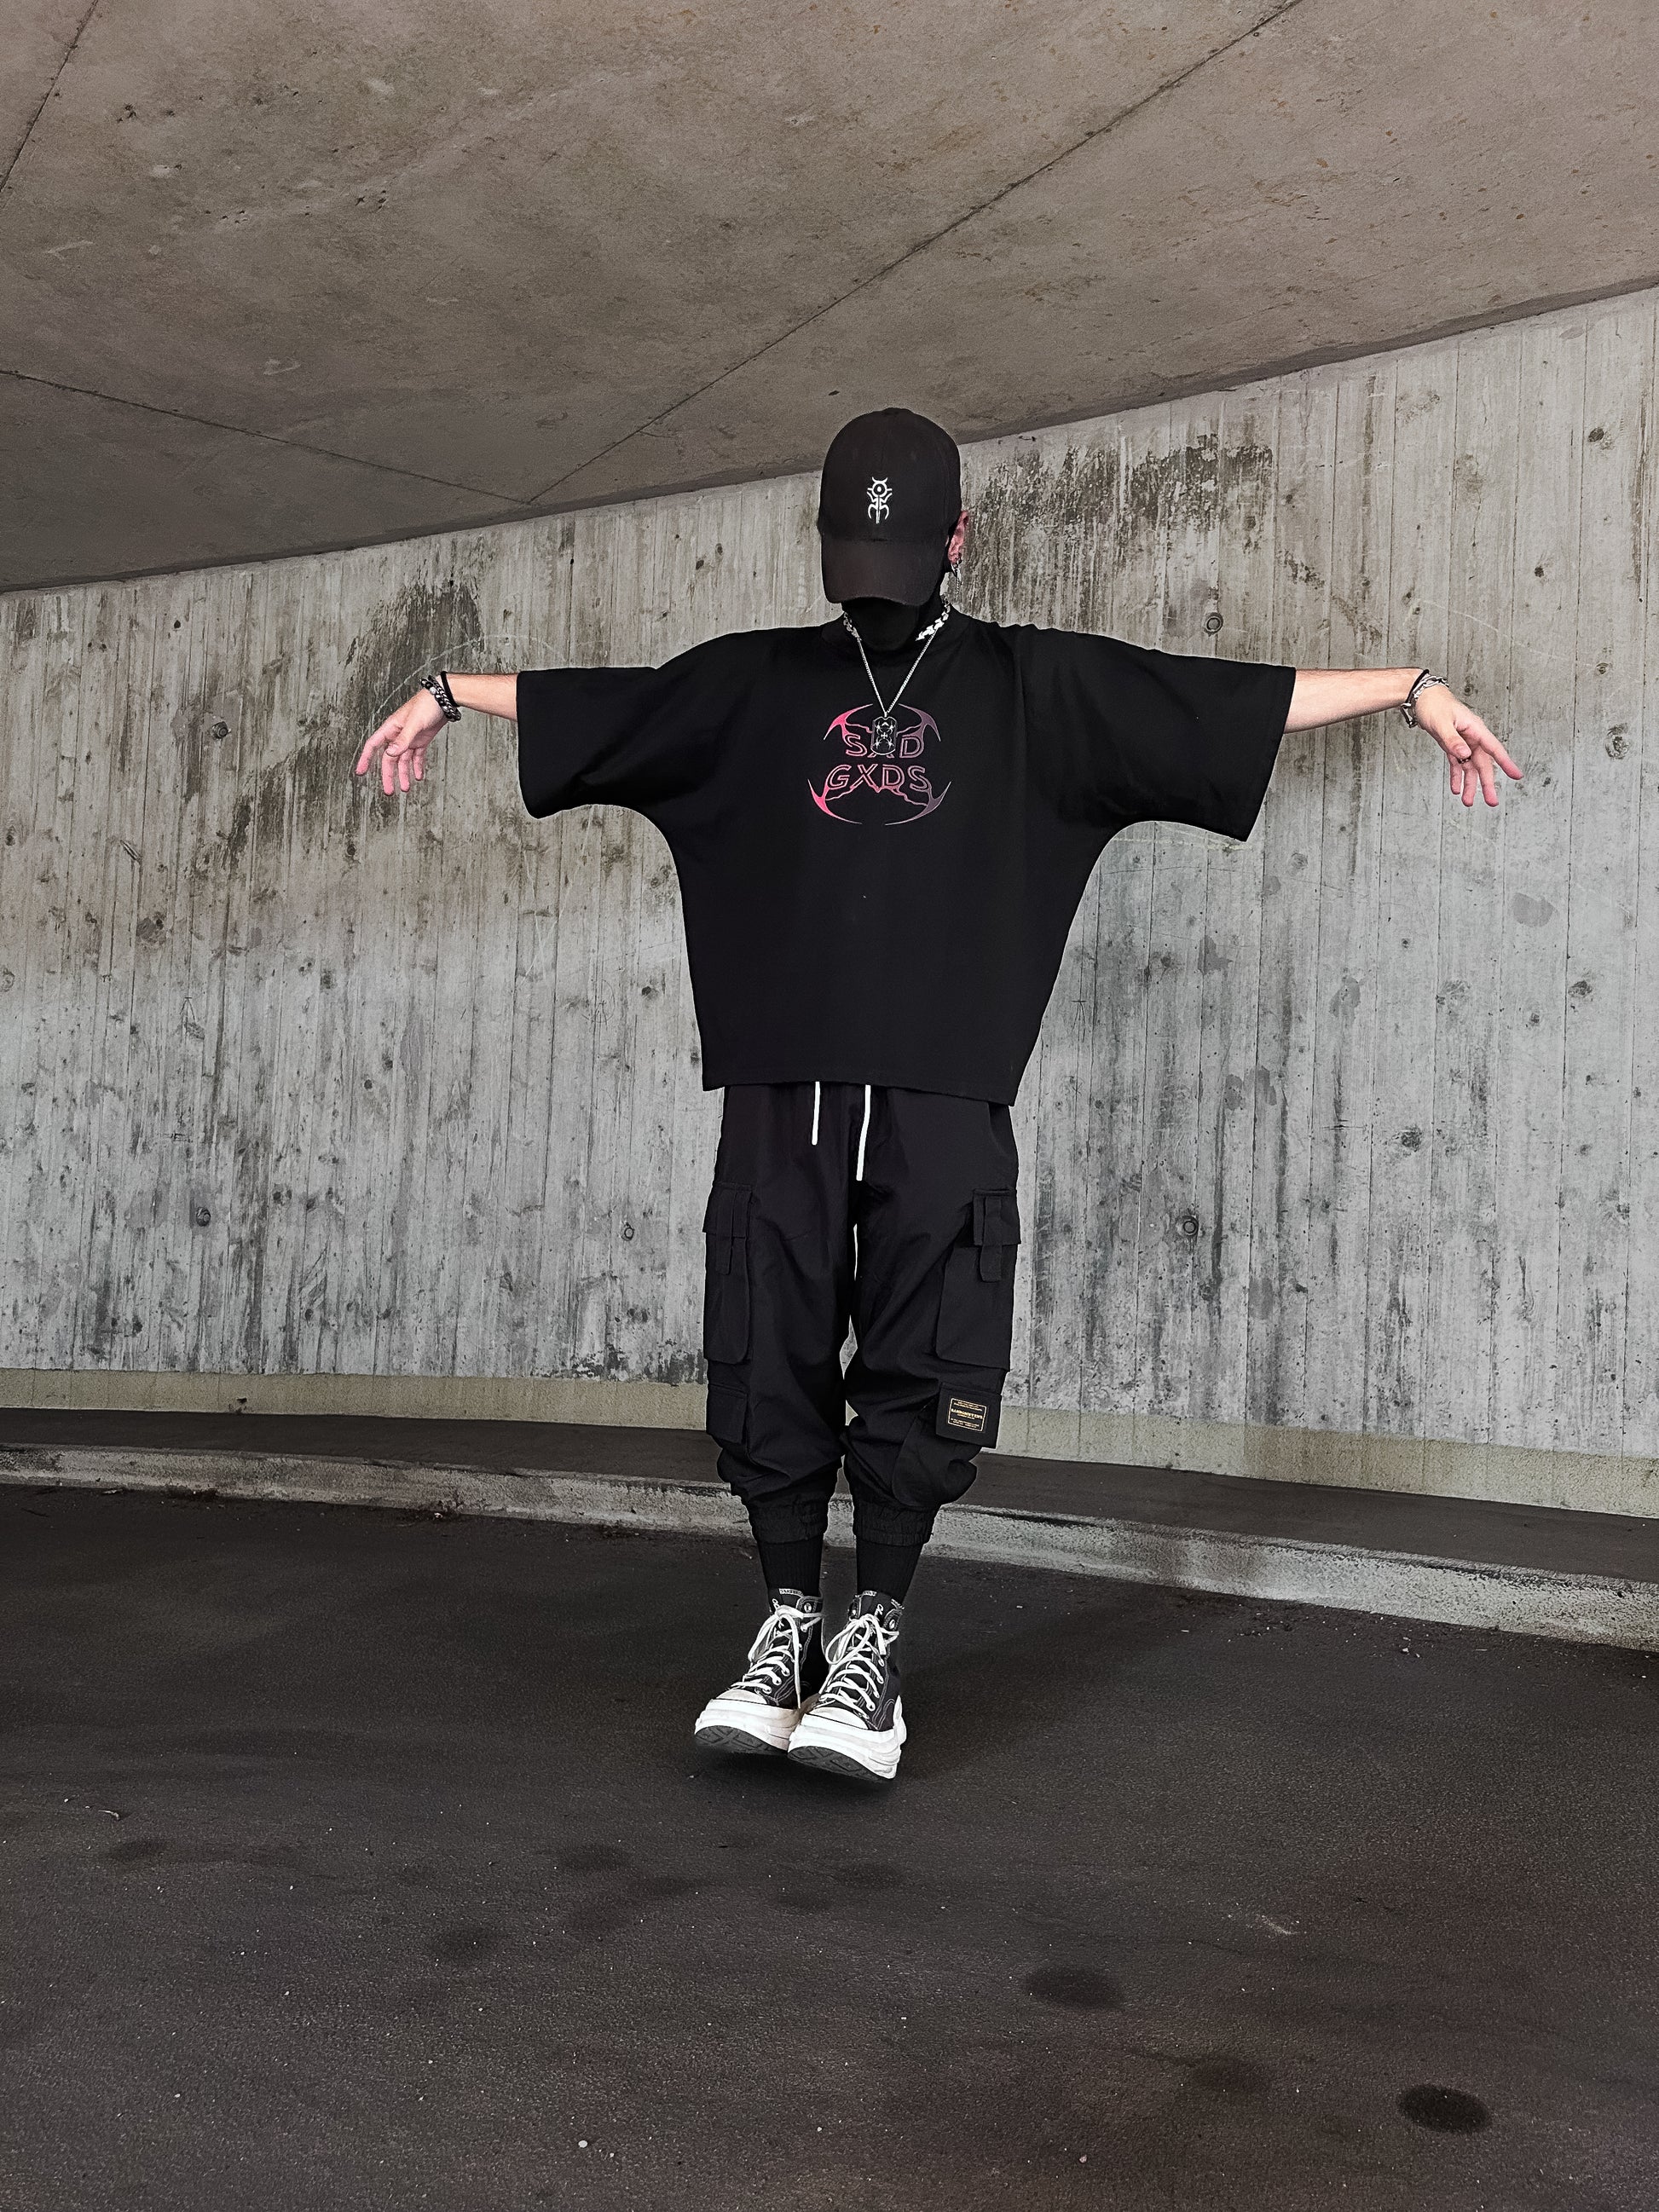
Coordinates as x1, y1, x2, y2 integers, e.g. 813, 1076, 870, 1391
356, 408, 1519, 1783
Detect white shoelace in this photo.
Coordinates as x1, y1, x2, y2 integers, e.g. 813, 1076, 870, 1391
737, 1600, 818, 1701
816, 1608, 899, 1720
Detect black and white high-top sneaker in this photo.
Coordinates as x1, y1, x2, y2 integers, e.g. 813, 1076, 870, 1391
787, 1591, 907, 1782
693, 1589, 828, 1756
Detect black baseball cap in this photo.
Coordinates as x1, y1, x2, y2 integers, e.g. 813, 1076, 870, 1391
817, 407, 962, 605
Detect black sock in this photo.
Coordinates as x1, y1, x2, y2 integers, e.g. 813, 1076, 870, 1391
754, 1533, 824, 1597
854, 1535, 925, 1604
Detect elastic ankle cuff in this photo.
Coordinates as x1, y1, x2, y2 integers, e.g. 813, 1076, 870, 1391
850, 1504, 936, 1547
747, 1499, 831, 1545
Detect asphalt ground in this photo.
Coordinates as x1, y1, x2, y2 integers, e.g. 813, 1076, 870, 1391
3, 1483, 1656, 2210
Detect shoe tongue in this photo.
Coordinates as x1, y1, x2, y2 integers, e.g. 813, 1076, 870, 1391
849, 1590, 903, 1626
769, 1586, 823, 1612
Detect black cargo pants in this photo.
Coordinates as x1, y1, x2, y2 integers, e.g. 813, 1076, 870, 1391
702, 1083, 1021, 1548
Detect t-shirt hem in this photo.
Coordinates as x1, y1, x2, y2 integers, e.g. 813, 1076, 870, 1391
1217, 661, 1298, 842
699, 1059, 1020, 1106
516, 673, 552, 817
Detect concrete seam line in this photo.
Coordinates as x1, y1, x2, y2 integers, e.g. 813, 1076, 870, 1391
523, 0, 1311, 505
0, 1, 102, 199
0, 364, 511, 505
7, 1447, 1657, 1649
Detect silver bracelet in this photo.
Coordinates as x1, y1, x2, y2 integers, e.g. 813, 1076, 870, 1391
421, 670, 461, 723
1399, 669, 1450, 727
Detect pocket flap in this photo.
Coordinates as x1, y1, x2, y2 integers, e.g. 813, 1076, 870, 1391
972, 1188, 1021, 1279
702, 1182, 751, 1272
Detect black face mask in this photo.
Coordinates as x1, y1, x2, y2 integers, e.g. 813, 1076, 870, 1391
840, 552, 952, 652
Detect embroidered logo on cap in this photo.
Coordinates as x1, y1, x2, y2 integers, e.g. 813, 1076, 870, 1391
943, 1395, 988, 1435
866, 476, 892, 523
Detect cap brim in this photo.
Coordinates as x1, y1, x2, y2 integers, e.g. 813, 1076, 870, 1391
819, 533, 944, 606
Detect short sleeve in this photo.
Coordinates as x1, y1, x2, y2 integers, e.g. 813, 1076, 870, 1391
515, 632, 760, 823
1018, 627, 1298, 841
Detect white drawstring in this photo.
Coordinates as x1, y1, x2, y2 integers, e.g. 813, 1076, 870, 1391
808, 1081, 871, 1172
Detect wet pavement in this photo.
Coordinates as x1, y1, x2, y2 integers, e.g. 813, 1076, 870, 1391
3, 1482, 1656, 2209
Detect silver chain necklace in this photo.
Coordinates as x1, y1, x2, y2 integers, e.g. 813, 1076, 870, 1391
841, 604, 950, 757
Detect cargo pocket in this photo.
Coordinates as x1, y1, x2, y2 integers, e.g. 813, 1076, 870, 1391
704, 1381, 749, 1448
934, 1187, 1021, 1370
702, 1181, 753, 1366
892, 1407, 984, 1516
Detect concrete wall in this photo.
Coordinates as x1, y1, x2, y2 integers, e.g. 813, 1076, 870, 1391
4, 284, 1657, 1517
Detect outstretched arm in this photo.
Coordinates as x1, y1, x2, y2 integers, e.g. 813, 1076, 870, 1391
1286, 667, 1522, 808
354, 673, 519, 796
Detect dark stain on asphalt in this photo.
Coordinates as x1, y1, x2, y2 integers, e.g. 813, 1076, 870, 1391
1025, 1965, 1124, 2011
1398, 2083, 1491, 2133
104, 1837, 168, 1866
556, 1844, 632, 1874
567, 1902, 627, 1938
831, 1860, 905, 1889
630, 1874, 696, 1901
426, 1922, 506, 1966
1188, 2054, 1273, 2097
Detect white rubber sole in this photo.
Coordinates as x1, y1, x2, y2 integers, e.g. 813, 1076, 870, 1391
692, 1691, 807, 1756
787, 1698, 906, 1782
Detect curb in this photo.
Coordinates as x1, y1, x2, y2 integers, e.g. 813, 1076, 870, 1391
6, 1443, 1657, 1649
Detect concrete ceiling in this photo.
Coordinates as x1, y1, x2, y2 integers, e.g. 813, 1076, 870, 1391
3, 0, 1654, 593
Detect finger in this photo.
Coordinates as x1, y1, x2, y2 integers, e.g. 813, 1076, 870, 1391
1483, 733, 1523, 780
355, 726, 390, 777
379, 727, 419, 797
356, 713, 402, 775
1464, 715, 1523, 781
1479, 750, 1500, 806
1437, 724, 1471, 764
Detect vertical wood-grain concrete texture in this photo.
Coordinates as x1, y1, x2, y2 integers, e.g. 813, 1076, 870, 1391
4, 286, 1656, 1516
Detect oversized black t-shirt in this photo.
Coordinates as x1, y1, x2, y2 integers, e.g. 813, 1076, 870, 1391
517, 612, 1296, 1104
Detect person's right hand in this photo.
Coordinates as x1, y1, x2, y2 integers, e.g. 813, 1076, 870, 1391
356, 688, 447, 795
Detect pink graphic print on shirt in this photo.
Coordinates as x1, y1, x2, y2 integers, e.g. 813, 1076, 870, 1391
808, 704, 951, 826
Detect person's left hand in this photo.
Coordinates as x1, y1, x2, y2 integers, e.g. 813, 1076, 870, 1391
1412, 686, 1523, 807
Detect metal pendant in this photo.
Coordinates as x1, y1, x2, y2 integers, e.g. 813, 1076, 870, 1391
869, 713, 899, 758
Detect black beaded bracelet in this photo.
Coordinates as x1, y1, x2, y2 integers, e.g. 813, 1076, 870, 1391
422, 670, 461, 722
1399, 668, 1449, 728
